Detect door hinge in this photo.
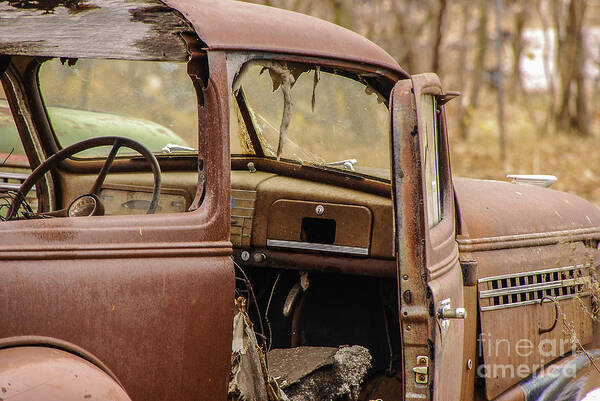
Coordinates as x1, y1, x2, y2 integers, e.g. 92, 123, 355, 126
412, 355, 429, 384
459, 259, 478, 286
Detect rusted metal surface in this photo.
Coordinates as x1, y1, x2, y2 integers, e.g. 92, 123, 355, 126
0, 0, 190, 61
232, 248, 395, 278
231, 157, 392, 198
454, 177, 600, 250
0, 346, 132, 401
267, 199, 372, 251
0, 336, 122, 384
470, 242, 596, 399
391, 73, 474, 400
246, 172, 394, 259
0, 50, 235, 401
455, 169, 600, 398
3, 1, 600, 400
0, 256, 234, 400
456, 169, 600, 399
391, 78, 427, 400
411, 73, 466, 401
162, 0, 405, 76
461, 285, 479, 401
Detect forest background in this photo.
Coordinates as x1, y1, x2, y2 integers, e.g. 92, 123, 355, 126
243, 0, 600, 206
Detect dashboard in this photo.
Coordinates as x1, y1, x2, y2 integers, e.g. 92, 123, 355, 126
230, 170, 395, 277
59, 168, 396, 277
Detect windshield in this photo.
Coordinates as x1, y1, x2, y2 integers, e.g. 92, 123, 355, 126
230, 60, 390, 180
39, 59, 197, 157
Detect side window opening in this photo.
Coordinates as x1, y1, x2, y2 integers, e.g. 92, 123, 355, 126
21, 58, 201, 217
0, 82, 25, 164
38, 58, 198, 157
421, 94, 441, 227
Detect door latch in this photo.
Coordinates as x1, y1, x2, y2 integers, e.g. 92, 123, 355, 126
412, 356, 429, 384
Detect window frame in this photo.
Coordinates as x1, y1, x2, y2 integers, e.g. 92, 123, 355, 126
420, 94, 442, 228
227, 53, 395, 184
410, 73, 455, 254
0, 52, 230, 245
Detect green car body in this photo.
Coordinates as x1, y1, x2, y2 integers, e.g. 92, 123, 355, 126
0, 99, 189, 160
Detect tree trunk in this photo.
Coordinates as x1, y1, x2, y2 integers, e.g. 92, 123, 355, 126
331, 0, 353, 30
494, 0, 506, 163
535, 0, 556, 136
431, 0, 447, 73
510, 3, 527, 97
460, 0, 489, 139
573, 0, 588, 136
392, 1, 417, 74
456, 1, 472, 139
554, 0, 588, 136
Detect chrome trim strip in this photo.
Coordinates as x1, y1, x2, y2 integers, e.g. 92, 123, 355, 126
457, 228, 600, 252
458, 229, 600, 246
0, 172, 29, 181
0, 183, 22, 190
478, 264, 590, 283
231, 189, 258, 194
0, 184, 34, 191
267, 239, 369, 256
480, 292, 590, 311
479, 277, 588, 298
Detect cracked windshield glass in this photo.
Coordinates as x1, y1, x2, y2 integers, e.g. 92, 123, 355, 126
231, 61, 390, 180
39, 58, 197, 158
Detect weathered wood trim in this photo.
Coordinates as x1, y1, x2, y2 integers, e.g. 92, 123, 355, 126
0, 0, 192, 61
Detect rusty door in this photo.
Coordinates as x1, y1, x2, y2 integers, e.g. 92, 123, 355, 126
391, 74, 465, 401
0, 52, 235, 401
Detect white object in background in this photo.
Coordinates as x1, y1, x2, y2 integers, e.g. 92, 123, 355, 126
506, 174, 557, 188
582, 389, 600, 400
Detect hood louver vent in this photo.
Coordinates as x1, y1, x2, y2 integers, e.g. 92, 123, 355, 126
478, 264, 591, 311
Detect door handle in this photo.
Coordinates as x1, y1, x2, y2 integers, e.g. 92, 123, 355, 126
437, 307, 466, 319
437, 298, 466, 320
436, 299, 466, 340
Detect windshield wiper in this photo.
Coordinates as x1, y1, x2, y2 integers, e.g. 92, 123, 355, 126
327, 158, 357, 171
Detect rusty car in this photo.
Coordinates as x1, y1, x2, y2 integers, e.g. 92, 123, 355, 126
0, 0, 599, 400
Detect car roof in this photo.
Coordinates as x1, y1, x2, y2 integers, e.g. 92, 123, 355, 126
0, 0, 406, 77
164, 0, 406, 76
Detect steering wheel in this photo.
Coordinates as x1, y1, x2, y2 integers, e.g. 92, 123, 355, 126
7, 136, 161, 219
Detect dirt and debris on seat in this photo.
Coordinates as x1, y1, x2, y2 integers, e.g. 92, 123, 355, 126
228, 296, 371, 401
268, 345, 372, 401
228, 297, 288, 401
